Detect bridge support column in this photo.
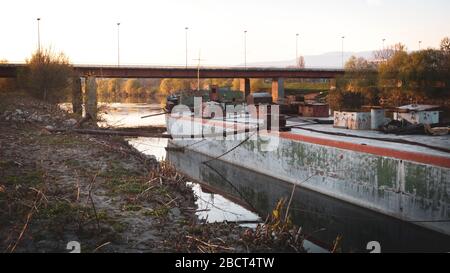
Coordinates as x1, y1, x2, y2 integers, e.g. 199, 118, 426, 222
71, 77, 82, 116
239, 78, 250, 100
85, 76, 97, 121
271, 78, 284, 103
329, 78, 337, 90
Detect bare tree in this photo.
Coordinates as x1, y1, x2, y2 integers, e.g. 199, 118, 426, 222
441, 37, 450, 52
19, 48, 73, 102
373, 43, 407, 61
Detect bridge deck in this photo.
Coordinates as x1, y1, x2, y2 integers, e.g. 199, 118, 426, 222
0, 63, 344, 79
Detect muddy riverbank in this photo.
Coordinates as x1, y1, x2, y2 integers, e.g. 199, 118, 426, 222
0, 92, 307, 253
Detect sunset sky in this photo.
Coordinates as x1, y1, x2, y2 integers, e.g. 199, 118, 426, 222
1, 0, 449, 66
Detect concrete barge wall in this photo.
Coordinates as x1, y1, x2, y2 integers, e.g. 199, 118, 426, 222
167, 117, 450, 235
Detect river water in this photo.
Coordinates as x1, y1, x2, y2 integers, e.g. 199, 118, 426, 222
100, 102, 450, 253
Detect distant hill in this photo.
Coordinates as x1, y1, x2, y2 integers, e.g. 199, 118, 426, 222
245, 51, 375, 68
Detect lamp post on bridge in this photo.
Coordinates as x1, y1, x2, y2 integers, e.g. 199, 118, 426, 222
185, 27, 189, 69
117, 22, 121, 67
244, 30, 247, 70
193, 50, 205, 92
341, 36, 345, 68
296, 33, 299, 67
381, 38, 387, 62
36, 18, 41, 54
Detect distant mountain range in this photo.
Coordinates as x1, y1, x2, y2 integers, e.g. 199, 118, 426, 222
245, 51, 375, 68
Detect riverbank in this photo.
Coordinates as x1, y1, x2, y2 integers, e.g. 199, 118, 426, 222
0, 92, 307, 253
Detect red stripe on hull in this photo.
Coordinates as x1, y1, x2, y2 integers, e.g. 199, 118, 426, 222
279, 131, 450, 169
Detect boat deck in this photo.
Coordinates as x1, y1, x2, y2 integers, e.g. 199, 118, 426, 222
285, 117, 450, 160
199, 114, 450, 166
169, 113, 450, 166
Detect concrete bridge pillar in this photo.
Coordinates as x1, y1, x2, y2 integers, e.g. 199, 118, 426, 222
330, 78, 337, 90
271, 78, 284, 102
239, 78, 250, 101
85, 76, 97, 121
71, 77, 82, 116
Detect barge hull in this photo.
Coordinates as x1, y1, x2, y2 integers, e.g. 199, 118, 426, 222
167, 116, 450, 235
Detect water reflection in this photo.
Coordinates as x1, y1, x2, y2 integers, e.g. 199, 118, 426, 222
167, 148, 450, 253
98, 102, 165, 128
126, 137, 168, 161
189, 182, 261, 223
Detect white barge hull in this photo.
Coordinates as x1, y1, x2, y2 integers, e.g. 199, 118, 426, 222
167, 115, 450, 235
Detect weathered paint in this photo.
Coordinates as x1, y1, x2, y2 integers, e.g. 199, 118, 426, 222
334, 111, 371, 130
394, 111, 440, 125
279, 131, 450, 169
167, 115, 450, 235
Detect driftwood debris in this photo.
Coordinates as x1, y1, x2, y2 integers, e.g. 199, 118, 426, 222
47, 126, 261, 140
47, 128, 173, 138
114, 126, 167, 134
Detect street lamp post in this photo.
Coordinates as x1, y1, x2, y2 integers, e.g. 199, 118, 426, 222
244, 30, 247, 70
185, 27, 189, 69
341, 36, 345, 68
382, 38, 386, 49
419, 40, 422, 51
37, 18, 41, 54
296, 33, 299, 67
192, 50, 205, 92
117, 22, 120, 67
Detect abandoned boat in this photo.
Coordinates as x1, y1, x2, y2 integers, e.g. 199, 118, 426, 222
165, 89, 450, 236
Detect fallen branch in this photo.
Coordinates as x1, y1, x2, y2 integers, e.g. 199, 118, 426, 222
47, 128, 172, 138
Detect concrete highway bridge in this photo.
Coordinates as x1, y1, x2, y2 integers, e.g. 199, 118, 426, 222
0, 63, 343, 94
0, 63, 344, 116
